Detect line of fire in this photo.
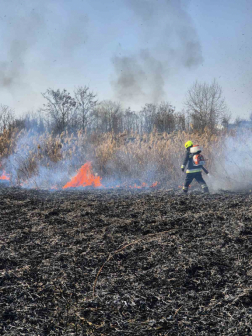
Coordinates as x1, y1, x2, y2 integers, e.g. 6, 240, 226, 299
0, 162, 159, 190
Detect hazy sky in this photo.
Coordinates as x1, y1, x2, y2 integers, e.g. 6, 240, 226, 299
0, 0, 251, 119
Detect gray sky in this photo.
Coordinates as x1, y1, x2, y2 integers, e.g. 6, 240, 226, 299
0, 0, 251, 119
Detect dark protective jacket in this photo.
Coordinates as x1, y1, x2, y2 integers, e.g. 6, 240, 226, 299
181, 148, 208, 174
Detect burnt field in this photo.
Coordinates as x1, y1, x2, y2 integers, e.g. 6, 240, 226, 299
0, 184, 252, 335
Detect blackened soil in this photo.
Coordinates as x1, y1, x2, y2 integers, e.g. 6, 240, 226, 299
0, 186, 252, 336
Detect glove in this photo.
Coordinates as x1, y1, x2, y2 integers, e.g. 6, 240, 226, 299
203, 167, 209, 175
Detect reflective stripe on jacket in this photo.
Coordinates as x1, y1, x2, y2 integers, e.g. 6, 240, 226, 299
186, 168, 202, 173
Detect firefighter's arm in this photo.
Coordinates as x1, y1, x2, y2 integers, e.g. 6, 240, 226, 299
202, 166, 209, 174
181, 151, 189, 172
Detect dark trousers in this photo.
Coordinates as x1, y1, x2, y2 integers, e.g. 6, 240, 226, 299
183, 172, 209, 193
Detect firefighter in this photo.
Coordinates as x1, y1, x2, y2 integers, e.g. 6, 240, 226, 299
181, 141, 209, 193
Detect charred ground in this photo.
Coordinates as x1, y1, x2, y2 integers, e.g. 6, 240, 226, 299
0, 184, 252, 335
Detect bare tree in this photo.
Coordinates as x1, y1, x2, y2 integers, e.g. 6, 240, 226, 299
74, 86, 98, 131
139, 103, 157, 133
41, 89, 76, 134
93, 101, 123, 134
154, 102, 176, 133
175, 111, 186, 131
0, 105, 14, 133
23, 111, 46, 133
139, 102, 184, 134
122, 108, 139, 133
185, 79, 227, 133
221, 113, 231, 129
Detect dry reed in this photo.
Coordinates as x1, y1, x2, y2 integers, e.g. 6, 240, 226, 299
0, 128, 226, 186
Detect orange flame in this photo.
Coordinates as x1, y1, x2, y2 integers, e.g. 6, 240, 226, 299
63, 162, 102, 189
62, 162, 159, 190
0, 170, 10, 181
129, 182, 148, 189
150, 181, 158, 188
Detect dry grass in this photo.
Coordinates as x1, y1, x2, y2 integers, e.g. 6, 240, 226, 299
0, 129, 19, 159
92, 129, 222, 184
0, 128, 225, 186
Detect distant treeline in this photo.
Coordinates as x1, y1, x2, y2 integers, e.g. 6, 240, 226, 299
0, 80, 242, 136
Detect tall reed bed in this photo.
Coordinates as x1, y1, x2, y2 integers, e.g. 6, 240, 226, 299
0, 128, 225, 187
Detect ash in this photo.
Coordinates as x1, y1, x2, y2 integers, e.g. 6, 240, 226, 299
1, 185, 251, 335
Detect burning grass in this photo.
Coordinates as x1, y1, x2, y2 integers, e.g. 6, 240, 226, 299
63, 162, 102, 189
0, 129, 222, 189
1, 128, 252, 335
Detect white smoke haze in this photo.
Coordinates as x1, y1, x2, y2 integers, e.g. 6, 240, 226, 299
2, 131, 166, 190
3, 131, 90, 189
4, 133, 66, 189
112, 0, 203, 106
3, 129, 252, 192
208, 130, 252, 192
103, 147, 160, 187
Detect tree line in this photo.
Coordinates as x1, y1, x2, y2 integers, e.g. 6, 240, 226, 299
0, 80, 233, 135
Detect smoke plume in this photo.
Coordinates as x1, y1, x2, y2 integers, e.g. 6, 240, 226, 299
112, 0, 203, 106
0, 0, 88, 109
0, 2, 45, 93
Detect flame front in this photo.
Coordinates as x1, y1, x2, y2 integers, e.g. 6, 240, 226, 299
0, 161, 159, 189
0, 170, 10, 181
63, 162, 102, 189
62, 162, 159, 190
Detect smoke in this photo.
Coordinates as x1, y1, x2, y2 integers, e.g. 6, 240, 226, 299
112, 0, 203, 106
207, 130, 252, 192
0, 0, 88, 109
2, 129, 161, 190
112, 50, 165, 104
3, 132, 66, 189
0, 3, 45, 93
